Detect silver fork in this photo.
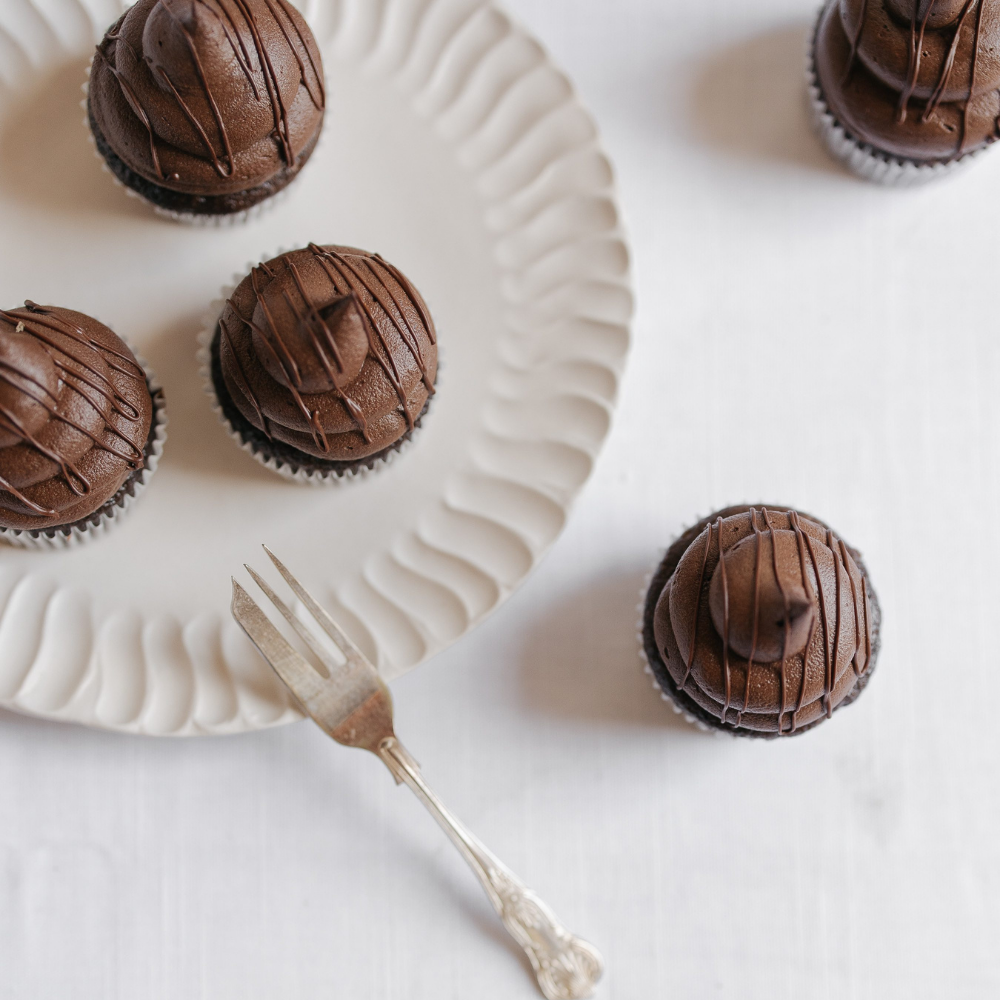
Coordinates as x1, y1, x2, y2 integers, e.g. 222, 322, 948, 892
231, 547, 604, 1000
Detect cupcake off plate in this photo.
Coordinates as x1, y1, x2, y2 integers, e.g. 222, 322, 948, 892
0, 0, 631, 734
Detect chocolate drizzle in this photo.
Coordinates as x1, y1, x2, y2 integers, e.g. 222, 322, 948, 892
842, 0, 870, 83
716, 515, 732, 723
897, 1, 937, 121
963, 0, 987, 149
217, 246, 438, 464
90, 0, 325, 194
94, 40, 164, 180
801, 526, 833, 719
736, 508, 764, 725
219, 313, 268, 434
923, 1, 980, 125
762, 510, 788, 730
896, 0, 987, 153
818, 0, 1000, 162
194, 0, 261, 98
0, 304, 152, 528
839, 537, 870, 677
653, 506, 875, 736
680, 520, 712, 690
309, 249, 413, 432
154, 2, 237, 179
788, 510, 819, 729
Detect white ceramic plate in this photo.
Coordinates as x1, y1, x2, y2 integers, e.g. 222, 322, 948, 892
0, 0, 631, 734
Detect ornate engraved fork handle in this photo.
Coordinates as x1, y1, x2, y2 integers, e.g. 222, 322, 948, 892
378, 737, 604, 1000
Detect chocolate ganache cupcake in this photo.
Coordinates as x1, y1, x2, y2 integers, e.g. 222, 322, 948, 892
810, 0, 1000, 182
641, 506, 881, 737
87, 0, 325, 220
206, 245, 438, 481
0, 302, 165, 547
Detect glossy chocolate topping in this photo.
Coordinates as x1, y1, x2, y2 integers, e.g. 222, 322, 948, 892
0, 303, 153, 532
88, 0, 325, 195
652, 507, 875, 735
815, 0, 1000, 161
708, 529, 816, 663
217, 245, 437, 461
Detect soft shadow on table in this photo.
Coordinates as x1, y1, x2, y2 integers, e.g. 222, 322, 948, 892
0, 57, 148, 221
0, 705, 69, 735
687, 21, 848, 177
0, 705, 143, 745
518, 564, 699, 733
142, 313, 279, 485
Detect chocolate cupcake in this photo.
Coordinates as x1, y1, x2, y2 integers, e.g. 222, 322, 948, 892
641, 506, 881, 738
810, 0, 1000, 183
203, 245, 438, 481
0, 302, 166, 548
87, 0, 325, 221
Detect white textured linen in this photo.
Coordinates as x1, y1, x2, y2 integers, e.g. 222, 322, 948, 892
3, 1, 999, 997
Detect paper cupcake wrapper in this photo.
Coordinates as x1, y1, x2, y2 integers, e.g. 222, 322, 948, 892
636, 548, 722, 737
806, 2, 982, 186
150, 183, 294, 228
0, 348, 169, 550
197, 261, 436, 485
81, 57, 324, 226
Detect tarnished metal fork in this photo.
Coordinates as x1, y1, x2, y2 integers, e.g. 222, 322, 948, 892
231, 547, 604, 1000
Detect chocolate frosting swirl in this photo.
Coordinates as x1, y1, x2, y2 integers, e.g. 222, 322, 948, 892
0, 304, 153, 532
815, 0, 1000, 161
88, 0, 325, 196
217, 245, 438, 461
652, 507, 877, 735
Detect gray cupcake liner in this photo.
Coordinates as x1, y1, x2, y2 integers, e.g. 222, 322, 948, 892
81, 55, 324, 226
806, 2, 981, 186
197, 261, 436, 485
0, 347, 169, 549
149, 183, 294, 229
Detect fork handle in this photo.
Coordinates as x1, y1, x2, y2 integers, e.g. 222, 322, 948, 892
378, 737, 604, 1000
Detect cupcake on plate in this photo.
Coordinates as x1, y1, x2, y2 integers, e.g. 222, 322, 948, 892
810, 0, 1000, 184
87, 0, 326, 223
0, 302, 166, 548
641, 505, 881, 738
203, 245, 438, 482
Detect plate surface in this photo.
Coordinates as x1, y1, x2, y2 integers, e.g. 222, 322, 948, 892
0, 0, 631, 734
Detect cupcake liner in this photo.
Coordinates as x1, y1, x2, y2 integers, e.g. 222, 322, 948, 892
806, 2, 981, 187
0, 348, 169, 550
197, 261, 437, 485
81, 56, 326, 226
149, 182, 294, 229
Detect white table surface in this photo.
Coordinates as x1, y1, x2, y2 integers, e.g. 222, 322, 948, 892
3, 1, 999, 997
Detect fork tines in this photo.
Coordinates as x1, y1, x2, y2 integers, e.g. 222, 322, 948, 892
231, 547, 394, 750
